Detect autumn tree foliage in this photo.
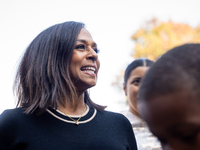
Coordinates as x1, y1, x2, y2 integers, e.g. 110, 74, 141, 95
132, 18, 200, 60
112, 18, 200, 91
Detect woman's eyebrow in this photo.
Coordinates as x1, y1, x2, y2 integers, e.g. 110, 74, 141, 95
77, 39, 97, 47
130, 77, 141, 82
133, 77, 141, 80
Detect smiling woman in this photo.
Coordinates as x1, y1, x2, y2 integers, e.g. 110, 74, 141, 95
0, 21, 137, 150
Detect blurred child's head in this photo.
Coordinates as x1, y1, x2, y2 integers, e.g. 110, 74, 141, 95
138, 43, 200, 150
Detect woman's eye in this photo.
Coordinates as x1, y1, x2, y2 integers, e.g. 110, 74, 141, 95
93, 48, 100, 54
132, 79, 140, 85
75, 44, 85, 50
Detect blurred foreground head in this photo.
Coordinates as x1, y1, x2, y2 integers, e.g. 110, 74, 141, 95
138, 43, 200, 150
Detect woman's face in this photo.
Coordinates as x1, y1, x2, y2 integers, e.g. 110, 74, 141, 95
70, 28, 100, 93
123, 66, 149, 116
139, 90, 200, 150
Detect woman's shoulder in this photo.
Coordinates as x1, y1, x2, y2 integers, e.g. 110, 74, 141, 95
0, 107, 24, 122
120, 110, 144, 127
1, 107, 23, 115
97, 110, 131, 125
0, 108, 24, 135
99, 110, 127, 118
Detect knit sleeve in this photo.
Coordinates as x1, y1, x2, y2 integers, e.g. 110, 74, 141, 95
0, 109, 18, 149
109, 112, 138, 150
119, 114, 138, 150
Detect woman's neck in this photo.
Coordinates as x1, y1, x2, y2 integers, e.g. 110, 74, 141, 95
129, 107, 140, 118
58, 93, 86, 115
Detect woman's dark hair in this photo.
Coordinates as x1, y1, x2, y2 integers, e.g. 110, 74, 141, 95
124, 58, 154, 87
139, 43, 200, 102
13, 21, 106, 115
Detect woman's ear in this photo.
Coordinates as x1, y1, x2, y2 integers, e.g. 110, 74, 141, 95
123, 83, 127, 96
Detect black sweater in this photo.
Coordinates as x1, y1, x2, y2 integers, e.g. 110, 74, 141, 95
0, 107, 137, 150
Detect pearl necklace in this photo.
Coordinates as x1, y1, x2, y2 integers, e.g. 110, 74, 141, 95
57, 105, 89, 125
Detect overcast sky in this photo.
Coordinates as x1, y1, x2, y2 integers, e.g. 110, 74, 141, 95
0, 0, 200, 114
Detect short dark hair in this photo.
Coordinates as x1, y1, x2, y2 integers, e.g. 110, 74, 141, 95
14, 21, 105, 114
124, 58, 154, 87
139, 43, 200, 102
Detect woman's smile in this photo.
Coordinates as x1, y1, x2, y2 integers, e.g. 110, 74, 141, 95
80, 65, 96, 76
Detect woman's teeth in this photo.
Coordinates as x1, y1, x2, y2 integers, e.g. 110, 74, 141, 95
81, 67, 96, 73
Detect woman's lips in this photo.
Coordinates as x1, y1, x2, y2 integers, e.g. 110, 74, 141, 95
81, 66, 96, 76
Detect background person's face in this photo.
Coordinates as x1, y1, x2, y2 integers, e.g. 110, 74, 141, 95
139, 90, 200, 150
70, 28, 100, 93
124, 66, 149, 116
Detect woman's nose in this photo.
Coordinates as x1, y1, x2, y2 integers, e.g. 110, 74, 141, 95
86, 47, 98, 61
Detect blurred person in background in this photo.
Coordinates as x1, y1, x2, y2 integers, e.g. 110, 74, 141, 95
139, 43, 200, 150
0, 21, 137, 150
121, 58, 161, 150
